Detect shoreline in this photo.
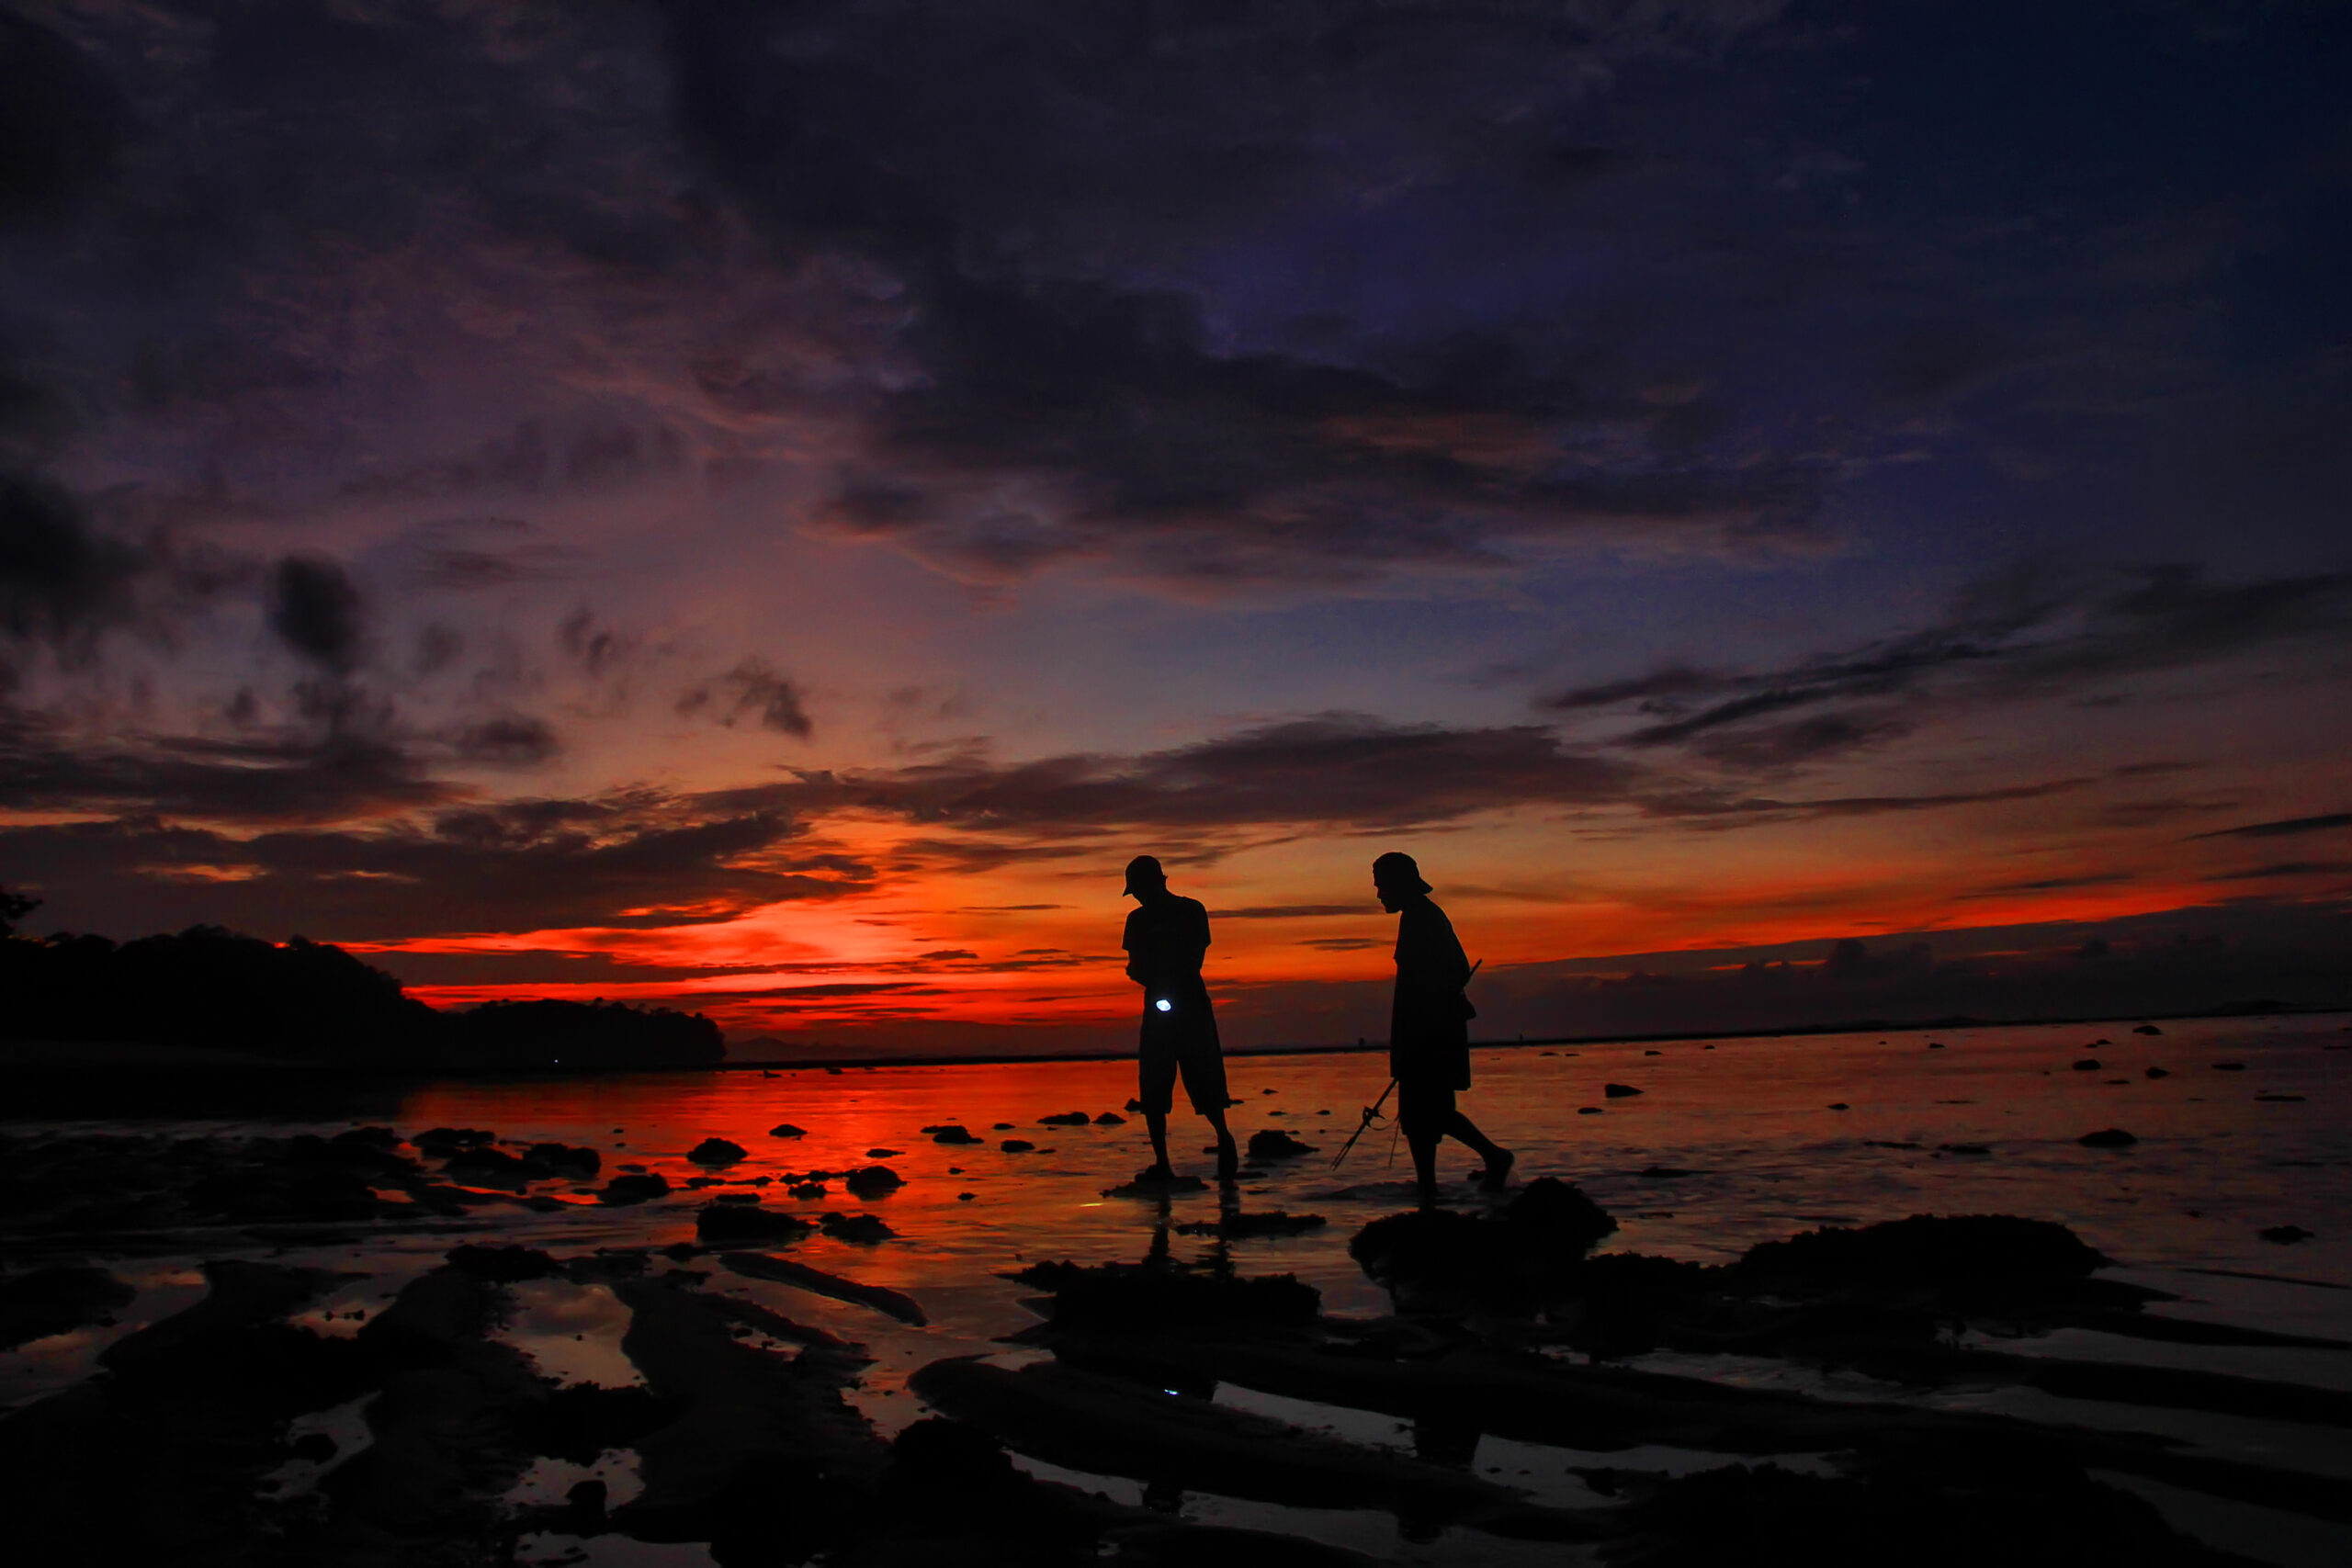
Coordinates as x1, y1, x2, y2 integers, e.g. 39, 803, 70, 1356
1, 1003, 2345, 1080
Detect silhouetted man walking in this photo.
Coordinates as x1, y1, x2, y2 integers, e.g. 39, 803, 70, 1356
1376, 852, 1511, 1203
1123, 854, 1238, 1182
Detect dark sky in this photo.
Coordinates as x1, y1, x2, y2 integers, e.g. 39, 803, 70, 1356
3, 1, 2349, 1046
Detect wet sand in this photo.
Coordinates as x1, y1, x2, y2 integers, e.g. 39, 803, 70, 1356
2, 1015, 2346, 1564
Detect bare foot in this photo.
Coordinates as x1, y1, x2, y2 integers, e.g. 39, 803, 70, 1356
1215, 1136, 1238, 1183
1142, 1161, 1176, 1181
1478, 1148, 1515, 1192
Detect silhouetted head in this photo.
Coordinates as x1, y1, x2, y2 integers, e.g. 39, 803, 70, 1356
1123, 854, 1168, 899
1374, 852, 1431, 912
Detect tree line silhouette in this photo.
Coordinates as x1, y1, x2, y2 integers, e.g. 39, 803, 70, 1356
0, 886, 722, 1069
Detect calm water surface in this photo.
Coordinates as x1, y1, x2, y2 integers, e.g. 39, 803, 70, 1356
8, 1014, 2351, 1566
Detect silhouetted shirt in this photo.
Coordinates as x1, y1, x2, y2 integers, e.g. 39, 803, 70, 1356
1389, 895, 1473, 1089
1124, 892, 1216, 1046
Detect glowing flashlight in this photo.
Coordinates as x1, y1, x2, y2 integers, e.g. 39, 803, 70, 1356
1155, 998, 1173, 1012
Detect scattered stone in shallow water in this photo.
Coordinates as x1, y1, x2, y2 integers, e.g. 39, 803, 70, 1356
2078, 1128, 2138, 1148
1636, 1166, 1700, 1179
1578, 1106, 1603, 1114
1603, 1083, 1643, 1098
1092, 1111, 1126, 1125
444, 1244, 562, 1281
1009, 1258, 1319, 1329
1001, 1139, 1036, 1153
2134, 1023, 2162, 1035
1738, 1213, 2107, 1287
1247, 1129, 1318, 1159
1865, 1141, 1921, 1151
1036, 1111, 1091, 1126
413, 1126, 496, 1156
1350, 1179, 1618, 1308
768, 1122, 807, 1138
993, 1122, 1016, 1131
689, 1137, 749, 1165
1103, 1169, 1208, 1197
1172, 1211, 1328, 1239
958, 1191, 976, 1201
866, 1147, 902, 1157
1938, 1143, 1991, 1155
930, 1124, 981, 1145
695, 1201, 817, 1243
2145, 1066, 2171, 1079
1826, 1102, 1850, 1111
2211, 1062, 2245, 1072
2260, 1225, 2314, 1245
526, 1142, 601, 1176
2072, 1059, 2101, 1071
844, 1165, 904, 1197
820, 1212, 896, 1242
2255, 1094, 2306, 1103
599, 1170, 673, 1204
789, 1181, 828, 1199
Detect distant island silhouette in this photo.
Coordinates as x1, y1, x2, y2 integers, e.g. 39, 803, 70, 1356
0, 886, 721, 1071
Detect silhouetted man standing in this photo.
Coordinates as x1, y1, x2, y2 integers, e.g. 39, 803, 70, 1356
1376, 851, 1511, 1203
1123, 854, 1238, 1182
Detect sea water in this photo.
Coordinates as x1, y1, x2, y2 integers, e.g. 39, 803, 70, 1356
6, 1014, 2349, 1565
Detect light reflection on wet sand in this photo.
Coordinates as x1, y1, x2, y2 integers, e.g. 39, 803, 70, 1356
5, 1014, 2348, 1564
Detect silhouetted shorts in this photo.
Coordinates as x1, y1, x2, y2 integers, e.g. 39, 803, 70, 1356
1398, 1079, 1458, 1141
1138, 1021, 1229, 1116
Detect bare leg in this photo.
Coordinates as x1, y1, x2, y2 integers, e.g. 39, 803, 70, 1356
1204, 1106, 1238, 1181
1408, 1133, 1441, 1204
1143, 1110, 1173, 1176
1448, 1113, 1512, 1190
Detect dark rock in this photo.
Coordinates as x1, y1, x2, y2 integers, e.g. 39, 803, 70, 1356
820, 1212, 896, 1242
1093, 1112, 1127, 1125
0, 1266, 134, 1351
769, 1123, 808, 1138
2072, 1059, 2101, 1071
1173, 1211, 1329, 1239
2211, 1062, 2245, 1072
413, 1126, 497, 1156
1739, 1214, 2106, 1288
1636, 1166, 1701, 1179
789, 1181, 828, 1199
993, 1122, 1016, 1131
1010, 1258, 1320, 1330
2255, 1094, 2305, 1103
685, 1175, 727, 1189
599, 1171, 673, 1205
959, 1192, 976, 1201
688, 1137, 748, 1166
2260, 1225, 2313, 1245
930, 1124, 982, 1145
1578, 1106, 1603, 1114
444, 1244, 561, 1281
1001, 1139, 1036, 1153
526, 1142, 602, 1176
1939, 1143, 1992, 1156
1350, 1179, 1617, 1307
1826, 1102, 1850, 1111
2145, 1066, 2170, 1079
2134, 1024, 2163, 1035
866, 1147, 903, 1157
1247, 1129, 1318, 1159
1037, 1111, 1092, 1126
1603, 1083, 1643, 1098
443, 1145, 536, 1185
1103, 1170, 1209, 1197
2078, 1128, 2138, 1148
844, 1165, 904, 1197
695, 1202, 817, 1243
